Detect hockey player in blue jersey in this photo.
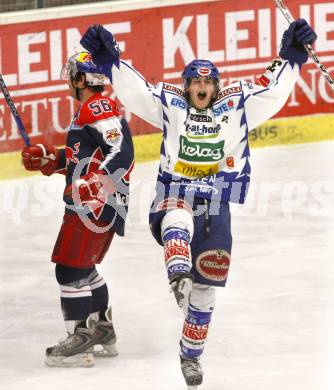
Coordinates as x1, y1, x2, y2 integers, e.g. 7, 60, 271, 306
81, 19, 316, 388
21, 51, 134, 367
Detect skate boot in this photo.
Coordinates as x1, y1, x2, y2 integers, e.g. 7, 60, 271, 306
170, 272, 193, 315
89, 306, 118, 357
180, 356, 203, 389
45, 323, 94, 367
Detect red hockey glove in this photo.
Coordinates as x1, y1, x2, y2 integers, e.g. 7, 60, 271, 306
64, 170, 115, 206
21, 144, 60, 176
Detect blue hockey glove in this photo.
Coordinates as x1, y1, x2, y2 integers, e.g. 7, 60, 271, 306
279, 19, 317, 66
80, 25, 121, 78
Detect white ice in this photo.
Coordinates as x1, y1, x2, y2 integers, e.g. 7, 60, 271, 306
0, 141, 333, 390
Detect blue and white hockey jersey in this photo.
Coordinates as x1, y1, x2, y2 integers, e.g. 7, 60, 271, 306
109, 59, 299, 204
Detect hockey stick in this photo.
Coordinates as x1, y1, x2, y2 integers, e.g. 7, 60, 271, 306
274, 0, 334, 91
0, 73, 31, 146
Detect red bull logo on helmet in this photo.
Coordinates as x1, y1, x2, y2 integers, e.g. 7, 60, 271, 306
197, 67, 212, 77
76, 52, 92, 63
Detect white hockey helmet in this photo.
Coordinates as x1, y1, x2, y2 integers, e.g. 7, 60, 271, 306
60, 51, 107, 86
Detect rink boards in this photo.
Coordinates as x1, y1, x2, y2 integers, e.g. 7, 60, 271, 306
0, 0, 334, 179
1, 113, 334, 180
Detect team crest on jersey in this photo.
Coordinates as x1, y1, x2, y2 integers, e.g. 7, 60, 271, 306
105, 128, 121, 143
197, 67, 211, 77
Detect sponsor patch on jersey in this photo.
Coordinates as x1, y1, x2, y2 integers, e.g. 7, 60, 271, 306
179, 136, 224, 162
216, 86, 241, 100
226, 156, 234, 168
189, 113, 212, 123
105, 128, 121, 143
197, 67, 211, 77
196, 250, 231, 282
213, 99, 235, 116
163, 83, 186, 97
255, 71, 276, 88
186, 123, 221, 139
174, 160, 219, 178
171, 97, 187, 110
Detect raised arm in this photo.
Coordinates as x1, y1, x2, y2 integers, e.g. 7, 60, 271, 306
80, 25, 163, 130
243, 19, 317, 130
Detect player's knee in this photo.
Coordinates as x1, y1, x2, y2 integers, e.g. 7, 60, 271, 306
189, 283, 216, 312
161, 208, 194, 240
55, 264, 95, 286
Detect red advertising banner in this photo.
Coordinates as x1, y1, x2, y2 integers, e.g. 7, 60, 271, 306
0, 0, 333, 153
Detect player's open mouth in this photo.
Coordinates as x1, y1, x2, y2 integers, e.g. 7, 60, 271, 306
198, 91, 207, 100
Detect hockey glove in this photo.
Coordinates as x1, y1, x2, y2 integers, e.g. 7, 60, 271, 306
22, 144, 60, 176
80, 25, 121, 78
64, 170, 115, 207
170, 273, 193, 315
279, 19, 317, 66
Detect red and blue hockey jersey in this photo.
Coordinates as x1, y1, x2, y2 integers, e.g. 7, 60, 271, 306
55, 93, 134, 236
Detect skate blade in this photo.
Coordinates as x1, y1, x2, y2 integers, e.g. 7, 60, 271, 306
187, 386, 198, 390
93, 343, 118, 357
45, 352, 94, 367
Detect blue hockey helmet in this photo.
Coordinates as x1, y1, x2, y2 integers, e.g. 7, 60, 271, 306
60, 51, 107, 86
182, 59, 220, 88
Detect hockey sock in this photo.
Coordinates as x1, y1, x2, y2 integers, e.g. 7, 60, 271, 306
180, 304, 213, 359
55, 265, 94, 325
89, 270, 109, 314
162, 227, 192, 280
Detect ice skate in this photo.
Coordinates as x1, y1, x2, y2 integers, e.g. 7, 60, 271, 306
89, 307, 119, 357
170, 273, 193, 315
45, 326, 94, 367
180, 356, 203, 389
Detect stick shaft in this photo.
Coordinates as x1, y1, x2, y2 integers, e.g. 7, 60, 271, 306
0, 74, 30, 146
275, 0, 334, 91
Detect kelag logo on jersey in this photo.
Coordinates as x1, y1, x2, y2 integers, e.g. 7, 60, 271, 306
178, 135, 225, 162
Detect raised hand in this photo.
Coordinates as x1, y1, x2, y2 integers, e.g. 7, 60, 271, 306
279, 19, 317, 65
80, 25, 121, 67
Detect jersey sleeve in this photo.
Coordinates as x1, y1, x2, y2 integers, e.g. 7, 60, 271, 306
54, 148, 66, 174
109, 60, 164, 130
243, 59, 300, 131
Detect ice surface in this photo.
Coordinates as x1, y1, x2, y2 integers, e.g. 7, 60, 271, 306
0, 141, 333, 390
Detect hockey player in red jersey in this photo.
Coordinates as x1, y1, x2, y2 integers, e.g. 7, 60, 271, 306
80, 19, 316, 388
21, 51, 134, 367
